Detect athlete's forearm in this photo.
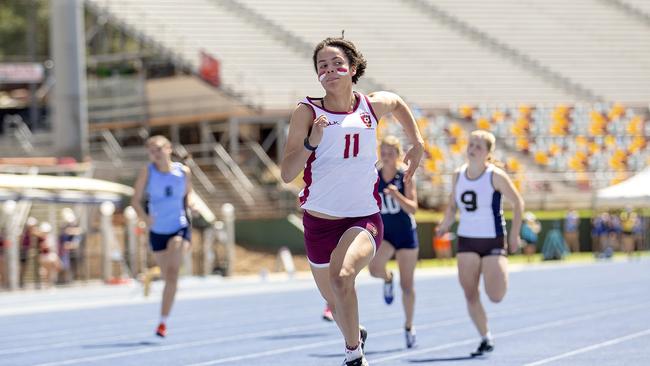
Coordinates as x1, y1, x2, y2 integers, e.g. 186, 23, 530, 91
439, 201, 457, 231
509, 199, 524, 237
391, 191, 418, 215
392, 98, 424, 149
280, 148, 313, 183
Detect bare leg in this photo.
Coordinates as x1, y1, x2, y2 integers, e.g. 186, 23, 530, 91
368, 240, 394, 282
395, 248, 418, 329
329, 228, 375, 348
457, 253, 488, 336
482, 255, 508, 303
153, 236, 186, 318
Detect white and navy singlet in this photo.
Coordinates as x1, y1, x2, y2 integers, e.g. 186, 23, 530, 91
454, 164, 506, 238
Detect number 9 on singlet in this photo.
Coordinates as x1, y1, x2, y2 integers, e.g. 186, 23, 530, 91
460, 190, 477, 212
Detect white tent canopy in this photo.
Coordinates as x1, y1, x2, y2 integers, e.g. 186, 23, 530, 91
596, 167, 650, 207
0, 173, 133, 204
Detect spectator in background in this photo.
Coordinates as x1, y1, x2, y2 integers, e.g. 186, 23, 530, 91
58, 208, 84, 284
620, 207, 638, 257
0, 232, 4, 287
564, 210, 580, 253
37, 222, 61, 288
632, 214, 644, 254
608, 212, 621, 252
593, 212, 610, 256
20, 217, 39, 288
520, 212, 541, 262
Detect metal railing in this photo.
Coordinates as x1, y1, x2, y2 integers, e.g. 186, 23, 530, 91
245, 140, 299, 195
173, 145, 217, 195
212, 144, 255, 206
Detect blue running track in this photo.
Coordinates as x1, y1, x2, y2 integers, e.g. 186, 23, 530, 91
0, 259, 648, 365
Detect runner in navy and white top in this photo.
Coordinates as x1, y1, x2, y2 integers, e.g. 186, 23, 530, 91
436, 130, 523, 357
368, 135, 419, 349
281, 37, 424, 366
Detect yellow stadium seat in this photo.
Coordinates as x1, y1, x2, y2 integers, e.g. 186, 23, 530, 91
416, 117, 429, 131
449, 122, 464, 138
492, 110, 505, 123
550, 124, 567, 136
575, 136, 588, 148
424, 159, 438, 173
588, 141, 600, 155
628, 136, 646, 154
627, 116, 643, 135
549, 143, 561, 156
476, 117, 491, 130
427, 145, 444, 161
604, 135, 616, 149
610, 171, 629, 186
534, 151, 549, 165
459, 105, 474, 119
590, 110, 606, 126
516, 137, 530, 151
507, 157, 522, 172
607, 103, 625, 121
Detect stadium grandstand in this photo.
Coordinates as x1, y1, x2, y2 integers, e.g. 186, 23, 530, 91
0, 0, 649, 286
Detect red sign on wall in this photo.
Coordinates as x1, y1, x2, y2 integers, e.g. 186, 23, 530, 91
199, 51, 221, 87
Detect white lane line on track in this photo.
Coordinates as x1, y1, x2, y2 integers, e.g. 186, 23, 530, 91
6, 282, 640, 353
31, 300, 648, 366
0, 291, 440, 356
522, 328, 650, 366
369, 302, 649, 364
186, 304, 647, 366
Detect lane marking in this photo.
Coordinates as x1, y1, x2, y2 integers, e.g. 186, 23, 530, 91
522, 328, 650, 366
370, 302, 649, 364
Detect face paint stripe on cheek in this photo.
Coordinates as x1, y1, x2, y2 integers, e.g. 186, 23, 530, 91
318, 71, 327, 82
336, 67, 349, 76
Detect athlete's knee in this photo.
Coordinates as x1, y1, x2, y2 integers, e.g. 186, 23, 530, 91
400, 280, 414, 296
463, 288, 480, 304
367, 262, 384, 278
330, 268, 356, 294
487, 289, 506, 303
164, 267, 180, 282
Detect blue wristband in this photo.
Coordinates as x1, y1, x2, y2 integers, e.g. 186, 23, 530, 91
304, 137, 318, 151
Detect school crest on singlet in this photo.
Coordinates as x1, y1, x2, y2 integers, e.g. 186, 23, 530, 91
360, 112, 372, 128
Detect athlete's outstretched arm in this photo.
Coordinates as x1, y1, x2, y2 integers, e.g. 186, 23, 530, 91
493, 169, 524, 253
435, 171, 459, 236
368, 91, 424, 184
281, 104, 328, 183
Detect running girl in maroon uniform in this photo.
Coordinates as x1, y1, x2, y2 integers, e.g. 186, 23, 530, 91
281, 36, 424, 366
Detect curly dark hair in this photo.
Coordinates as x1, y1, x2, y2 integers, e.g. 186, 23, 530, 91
312, 37, 367, 84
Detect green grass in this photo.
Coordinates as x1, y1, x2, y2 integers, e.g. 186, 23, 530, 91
385, 251, 649, 269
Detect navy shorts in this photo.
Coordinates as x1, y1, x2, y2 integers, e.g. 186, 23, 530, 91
303, 211, 383, 267
384, 228, 419, 250
149, 227, 191, 252
457, 236, 507, 257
